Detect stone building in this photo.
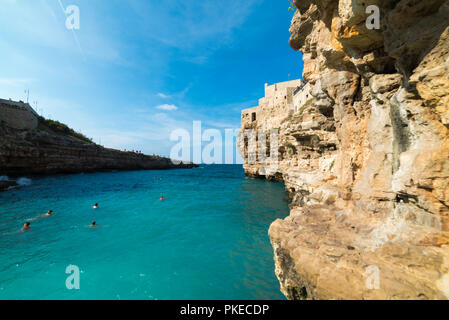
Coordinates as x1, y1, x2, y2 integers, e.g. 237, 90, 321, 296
292, 82, 312, 113
0, 98, 39, 130
241, 79, 304, 132
239, 79, 320, 179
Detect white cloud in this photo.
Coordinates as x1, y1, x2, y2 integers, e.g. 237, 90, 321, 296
155, 104, 178, 111
157, 93, 170, 99
0, 1, 125, 65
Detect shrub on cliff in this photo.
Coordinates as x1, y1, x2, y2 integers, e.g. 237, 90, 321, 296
38, 116, 94, 144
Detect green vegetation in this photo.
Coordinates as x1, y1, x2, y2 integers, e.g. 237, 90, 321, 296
287, 144, 296, 156
38, 116, 94, 144
281, 113, 297, 125
297, 98, 316, 115
288, 0, 295, 11
281, 99, 317, 126
329, 159, 335, 172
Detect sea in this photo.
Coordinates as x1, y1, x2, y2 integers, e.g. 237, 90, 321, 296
0, 165, 288, 300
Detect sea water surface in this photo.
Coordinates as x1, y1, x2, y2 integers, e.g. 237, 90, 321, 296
0, 165, 288, 300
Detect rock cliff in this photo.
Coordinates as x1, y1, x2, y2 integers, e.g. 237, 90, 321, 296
0, 117, 196, 179
241, 0, 449, 299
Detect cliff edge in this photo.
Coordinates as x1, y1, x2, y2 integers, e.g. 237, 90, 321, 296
0, 109, 196, 178
240, 0, 449, 299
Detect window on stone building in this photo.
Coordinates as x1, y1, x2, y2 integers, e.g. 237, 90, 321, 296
266, 137, 271, 158
252, 112, 256, 122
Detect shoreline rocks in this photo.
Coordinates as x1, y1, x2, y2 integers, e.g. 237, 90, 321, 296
0, 180, 18, 192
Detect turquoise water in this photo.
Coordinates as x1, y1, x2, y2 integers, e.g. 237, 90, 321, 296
0, 165, 288, 300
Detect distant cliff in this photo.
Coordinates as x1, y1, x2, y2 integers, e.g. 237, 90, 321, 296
0, 109, 196, 179
240, 0, 449, 299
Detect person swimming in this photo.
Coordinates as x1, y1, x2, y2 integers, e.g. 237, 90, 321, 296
160, 195, 164, 201
21, 222, 31, 231
89, 221, 98, 228
30, 210, 54, 221
92, 203, 99, 209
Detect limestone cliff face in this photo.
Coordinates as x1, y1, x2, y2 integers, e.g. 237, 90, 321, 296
241, 0, 449, 299
0, 121, 196, 178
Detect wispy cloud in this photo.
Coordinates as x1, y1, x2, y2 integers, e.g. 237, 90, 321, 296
157, 93, 170, 99
56, 0, 84, 58
156, 104, 178, 111
0, 0, 124, 65
128, 0, 260, 61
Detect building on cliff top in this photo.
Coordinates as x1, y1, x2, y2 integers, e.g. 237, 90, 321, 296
241, 79, 311, 131
239, 79, 315, 179
0, 98, 39, 130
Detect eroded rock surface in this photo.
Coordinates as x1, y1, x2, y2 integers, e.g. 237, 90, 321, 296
0, 121, 196, 176
241, 0, 449, 299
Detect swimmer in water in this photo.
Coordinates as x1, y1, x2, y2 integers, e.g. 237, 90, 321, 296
89, 221, 98, 228
21, 222, 31, 231
160, 195, 164, 201
31, 210, 54, 220
92, 203, 99, 209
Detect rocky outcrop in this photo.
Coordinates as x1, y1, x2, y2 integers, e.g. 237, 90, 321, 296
0, 120, 196, 177
0, 180, 17, 192
241, 0, 449, 299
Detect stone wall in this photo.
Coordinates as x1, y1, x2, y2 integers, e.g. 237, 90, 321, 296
0, 99, 38, 130
241, 79, 303, 131
264, 79, 303, 98
292, 82, 313, 113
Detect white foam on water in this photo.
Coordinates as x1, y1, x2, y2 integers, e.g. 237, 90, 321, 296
17, 178, 32, 186
0, 176, 9, 181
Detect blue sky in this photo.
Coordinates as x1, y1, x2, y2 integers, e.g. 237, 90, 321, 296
0, 0, 303, 160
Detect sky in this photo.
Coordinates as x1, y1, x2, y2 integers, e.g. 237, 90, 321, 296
0, 0, 304, 162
